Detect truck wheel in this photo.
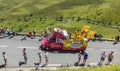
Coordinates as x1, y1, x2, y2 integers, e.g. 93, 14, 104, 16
45, 46, 50, 50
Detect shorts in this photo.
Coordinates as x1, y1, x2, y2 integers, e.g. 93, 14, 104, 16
108, 58, 112, 62
24, 56, 27, 60
101, 57, 105, 61
84, 57, 88, 60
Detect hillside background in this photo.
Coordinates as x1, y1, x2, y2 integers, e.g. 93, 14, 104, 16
0, 0, 120, 38
0, 0, 120, 24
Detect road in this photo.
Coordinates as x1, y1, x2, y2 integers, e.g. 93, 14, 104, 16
0, 36, 120, 68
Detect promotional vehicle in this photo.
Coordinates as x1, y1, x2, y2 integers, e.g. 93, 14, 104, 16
41, 26, 95, 51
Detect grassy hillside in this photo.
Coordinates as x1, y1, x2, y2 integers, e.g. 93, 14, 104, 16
0, 20, 120, 39
0, 0, 120, 25
0, 0, 65, 20
0, 0, 120, 38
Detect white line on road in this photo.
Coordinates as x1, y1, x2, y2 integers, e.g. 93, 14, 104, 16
88, 63, 98, 66
33, 64, 62, 67
0, 45, 8, 48
47, 64, 62, 67
18, 46, 39, 49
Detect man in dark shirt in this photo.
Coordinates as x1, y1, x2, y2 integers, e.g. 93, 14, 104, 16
83, 52, 88, 65
23, 48, 27, 64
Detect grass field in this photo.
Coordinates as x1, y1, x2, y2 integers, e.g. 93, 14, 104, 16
0, 20, 120, 39
31, 65, 120, 71
0, 0, 120, 25
56, 65, 120, 71
0, 0, 120, 39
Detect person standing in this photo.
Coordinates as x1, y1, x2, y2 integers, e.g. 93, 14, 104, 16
22, 48, 27, 64
83, 52, 88, 65
33, 28, 36, 38
34, 48, 42, 70
38, 48, 42, 64
44, 51, 48, 64
77, 51, 82, 64
21, 30, 27, 40
98, 51, 106, 65
107, 51, 114, 65
2, 52, 7, 66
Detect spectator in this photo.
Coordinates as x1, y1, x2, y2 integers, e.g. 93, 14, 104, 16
83, 52, 88, 65
11, 27, 15, 36
38, 48, 42, 64
0, 26, 4, 35
98, 51, 106, 65
2, 52, 7, 66
44, 51, 48, 64
107, 51, 114, 65
22, 48, 27, 64
33, 28, 36, 38
5, 28, 10, 36
21, 30, 27, 40
77, 51, 82, 64
9, 27, 15, 39
34, 48, 42, 70
113, 35, 119, 44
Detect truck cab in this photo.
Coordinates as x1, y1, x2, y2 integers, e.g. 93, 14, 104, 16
41, 31, 65, 50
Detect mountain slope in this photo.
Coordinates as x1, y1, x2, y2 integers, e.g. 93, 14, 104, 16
0, 0, 120, 25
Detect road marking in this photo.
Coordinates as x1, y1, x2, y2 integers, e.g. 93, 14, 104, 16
18, 46, 39, 49
100, 49, 117, 51
88, 63, 98, 66
47, 64, 62, 67
33, 64, 62, 67
40, 67, 57, 70
0, 45, 8, 48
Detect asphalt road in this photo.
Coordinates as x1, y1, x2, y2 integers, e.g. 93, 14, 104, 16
0, 36, 120, 68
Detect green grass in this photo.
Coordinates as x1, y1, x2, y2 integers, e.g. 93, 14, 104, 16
31, 65, 120, 71
0, 0, 120, 25
0, 0, 120, 39
51, 21, 120, 39
0, 20, 120, 39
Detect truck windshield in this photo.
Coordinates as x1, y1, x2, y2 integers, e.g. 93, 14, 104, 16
56, 38, 64, 44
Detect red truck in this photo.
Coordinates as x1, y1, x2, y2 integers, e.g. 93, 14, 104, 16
41, 31, 87, 51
